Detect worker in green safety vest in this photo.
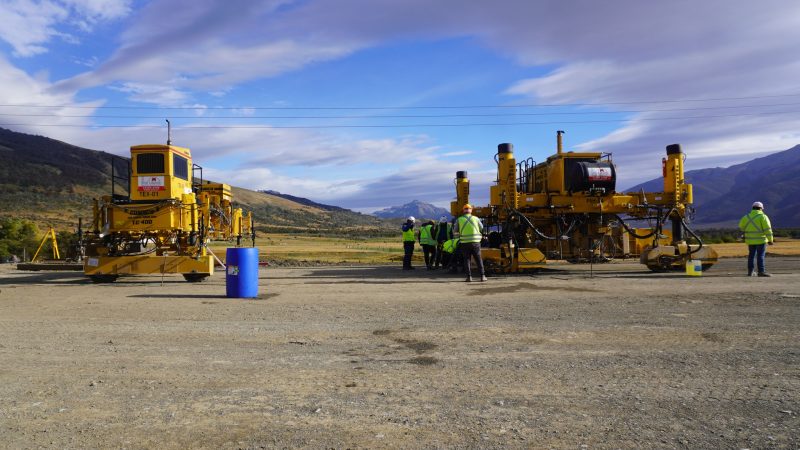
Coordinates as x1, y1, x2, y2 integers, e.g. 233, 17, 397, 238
738, 201, 774, 277
454, 204, 487, 282
418, 220, 437, 270
401, 216, 417, 270
433, 215, 452, 269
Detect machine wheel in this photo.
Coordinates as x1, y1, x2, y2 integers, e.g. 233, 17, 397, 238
483, 259, 502, 275
647, 256, 677, 272
89, 274, 118, 283
183, 273, 209, 282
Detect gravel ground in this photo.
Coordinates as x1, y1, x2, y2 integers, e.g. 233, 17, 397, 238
0, 258, 798, 449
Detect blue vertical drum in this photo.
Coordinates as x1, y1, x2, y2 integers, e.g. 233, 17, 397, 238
226, 247, 259, 298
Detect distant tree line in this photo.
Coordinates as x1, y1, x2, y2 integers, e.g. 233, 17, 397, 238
0, 217, 78, 261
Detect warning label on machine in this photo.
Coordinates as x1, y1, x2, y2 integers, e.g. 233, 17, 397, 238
138, 176, 165, 191
587, 167, 613, 181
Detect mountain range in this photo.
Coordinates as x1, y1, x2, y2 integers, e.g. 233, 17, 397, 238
627, 144, 800, 227
373, 200, 451, 220
0, 127, 392, 235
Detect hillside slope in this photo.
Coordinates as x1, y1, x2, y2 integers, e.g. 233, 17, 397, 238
0, 127, 392, 234
260, 190, 349, 212
627, 145, 800, 227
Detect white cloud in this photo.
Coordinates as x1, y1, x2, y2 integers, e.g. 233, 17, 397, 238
63, 0, 131, 22
0, 1, 68, 57
204, 166, 362, 202
0, 55, 103, 133
110, 82, 190, 106
0, 0, 131, 57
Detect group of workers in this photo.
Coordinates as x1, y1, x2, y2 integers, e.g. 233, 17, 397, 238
402, 203, 487, 282
401, 200, 776, 280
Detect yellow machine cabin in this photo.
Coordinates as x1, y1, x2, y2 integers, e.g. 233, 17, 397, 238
83, 142, 253, 283
450, 131, 717, 273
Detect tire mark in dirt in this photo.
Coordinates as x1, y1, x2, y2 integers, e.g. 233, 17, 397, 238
468, 282, 598, 296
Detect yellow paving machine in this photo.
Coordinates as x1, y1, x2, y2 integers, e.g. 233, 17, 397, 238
450, 131, 717, 273
83, 138, 254, 283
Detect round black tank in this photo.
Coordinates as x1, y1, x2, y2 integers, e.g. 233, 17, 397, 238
497, 143, 514, 154
666, 143, 682, 155
568, 161, 617, 192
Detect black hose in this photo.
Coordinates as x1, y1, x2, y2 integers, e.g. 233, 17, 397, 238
614, 214, 659, 239
681, 218, 704, 255
509, 208, 559, 240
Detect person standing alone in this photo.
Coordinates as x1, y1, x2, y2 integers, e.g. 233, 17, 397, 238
738, 201, 774, 277
402, 216, 417, 270
454, 204, 487, 282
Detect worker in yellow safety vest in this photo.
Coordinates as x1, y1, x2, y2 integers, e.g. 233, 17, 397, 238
738, 201, 774, 277
440, 237, 459, 270
418, 220, 437, 270
454, 204, 487, 282
402, 216, 417, 270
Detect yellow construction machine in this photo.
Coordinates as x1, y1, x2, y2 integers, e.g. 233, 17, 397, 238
83, 138, 254, 283
450, 131, 718, 273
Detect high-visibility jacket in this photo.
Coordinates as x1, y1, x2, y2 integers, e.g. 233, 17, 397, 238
402, 224, 415, 242
419, 224, 436, 245
456, 214, 483, 244
738, 210, 773, 245
434, 222, 452, 242
442, 238, 459, 254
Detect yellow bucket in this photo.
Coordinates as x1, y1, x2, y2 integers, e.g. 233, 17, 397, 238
685, 259, 702, 276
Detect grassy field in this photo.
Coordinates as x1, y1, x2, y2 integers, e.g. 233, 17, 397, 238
708, 239, 800, 258
209, 234, 413, 264
208, 235, 800, 265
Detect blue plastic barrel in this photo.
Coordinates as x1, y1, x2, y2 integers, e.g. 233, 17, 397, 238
226, 247, 259, 298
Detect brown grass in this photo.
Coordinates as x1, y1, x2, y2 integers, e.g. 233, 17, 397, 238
209, 233, 415, 264
707, 239, 800, 258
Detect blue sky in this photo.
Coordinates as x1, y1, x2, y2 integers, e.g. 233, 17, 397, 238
1, 0, 799, 212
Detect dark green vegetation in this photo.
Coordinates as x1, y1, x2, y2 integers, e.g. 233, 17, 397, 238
0, 217, 79, 261
0, 127, 394, 238
629, 144, 800, 227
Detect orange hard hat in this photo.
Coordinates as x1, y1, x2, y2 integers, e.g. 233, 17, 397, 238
463, 203, 473, 210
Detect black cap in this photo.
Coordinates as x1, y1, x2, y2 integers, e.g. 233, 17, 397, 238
498, 143, 514, 154
456, 170, 468, 178
666, 144, 682, 155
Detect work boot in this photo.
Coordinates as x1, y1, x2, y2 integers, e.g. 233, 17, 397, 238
747, 271, 754, 277
465, 276, 472, 282
757, 272, 772, 277
480, 275, 488, 282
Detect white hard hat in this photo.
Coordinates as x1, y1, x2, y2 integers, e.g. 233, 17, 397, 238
407, 216, 415, 222
439, 215, 448, 223
752, 201, 764, 209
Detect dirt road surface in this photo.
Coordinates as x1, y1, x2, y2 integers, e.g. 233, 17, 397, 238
1, 258, 798, 449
